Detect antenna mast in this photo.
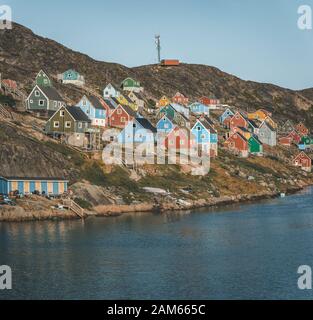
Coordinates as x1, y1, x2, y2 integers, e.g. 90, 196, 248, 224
155, 35, 161, 63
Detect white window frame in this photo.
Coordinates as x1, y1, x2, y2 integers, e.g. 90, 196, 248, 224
65, 121, 71, 128
39, 100, 45, 106
35, 90, 40, 97
53, 121, 60, 128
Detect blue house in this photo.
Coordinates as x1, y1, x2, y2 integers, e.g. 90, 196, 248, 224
118, 118, 157, 144
189, 102, 209, 115
0, 176, 68, 196
156, 116, 175, 134
219, 108, 234, 124
191, 117, 218, 156
76, 95, 107, 127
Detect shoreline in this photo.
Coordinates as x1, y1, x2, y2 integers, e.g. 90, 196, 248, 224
0, 184, 308, 223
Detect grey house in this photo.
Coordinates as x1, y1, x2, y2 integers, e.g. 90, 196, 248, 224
258, 121, 277, 146
26, 85, 65, 113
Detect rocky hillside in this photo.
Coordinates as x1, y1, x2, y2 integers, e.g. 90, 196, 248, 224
1, 22, 313, 124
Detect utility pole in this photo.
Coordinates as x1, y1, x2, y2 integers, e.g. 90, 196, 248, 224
155, 35, 161, 63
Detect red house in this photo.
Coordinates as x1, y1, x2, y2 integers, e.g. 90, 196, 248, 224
229, 112, 248, 131
293, 152, 312, 172
279, 136, 292, 146
172, 92, 189, 106
109, 104, 136, 128
295, 122, 309, 137
287, 130, 302, 144
224, 132, 249, 157
164, 127, 194, 153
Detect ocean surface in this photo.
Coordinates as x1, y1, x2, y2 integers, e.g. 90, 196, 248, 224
1, 188, 313, 300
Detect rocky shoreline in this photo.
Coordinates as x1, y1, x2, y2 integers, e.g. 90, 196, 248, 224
0, 184, 307, 223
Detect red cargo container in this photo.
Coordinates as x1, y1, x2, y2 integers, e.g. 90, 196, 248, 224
161, 59, 180, 66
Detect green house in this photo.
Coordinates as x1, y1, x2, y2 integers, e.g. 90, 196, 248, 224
45, 105, 91, 134
249, 135, 263, 154
35, 70, 52, 87
121, 77, 142, 92
157, 105, 190, 128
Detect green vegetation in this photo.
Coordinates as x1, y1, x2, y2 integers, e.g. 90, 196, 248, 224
74, 197, 92, 210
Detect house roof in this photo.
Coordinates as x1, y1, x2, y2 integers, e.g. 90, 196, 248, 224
130, 91, 144, 101
0, 176, 68, 181
87, 95, 104, 110
119, 104, 137, 118
249, 135, 263, 145
39, 86, 64, 101
103, 98, 117, 110
66, 106, 91, 122
197, 117, 217, 133
135, 118, 157, 133
248, 119, 260, 128
260, 120, 275, 131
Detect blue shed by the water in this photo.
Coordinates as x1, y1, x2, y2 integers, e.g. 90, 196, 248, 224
0, 176, 68, 196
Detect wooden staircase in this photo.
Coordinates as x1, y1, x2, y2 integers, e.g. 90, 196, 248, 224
62, 199, 85, 219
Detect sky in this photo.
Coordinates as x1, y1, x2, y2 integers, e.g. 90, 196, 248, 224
4, 0, 313, 90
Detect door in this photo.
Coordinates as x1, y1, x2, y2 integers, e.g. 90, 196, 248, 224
53, 182, 59, 195
41, 181, 48, 195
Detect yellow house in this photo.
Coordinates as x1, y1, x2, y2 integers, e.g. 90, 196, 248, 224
247, 109, 272, 122
264, 116, 277, 129
157, 95, 171, 107
117, 93, 138, 111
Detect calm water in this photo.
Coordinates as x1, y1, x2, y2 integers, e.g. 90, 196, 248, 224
1, 188, 313, 300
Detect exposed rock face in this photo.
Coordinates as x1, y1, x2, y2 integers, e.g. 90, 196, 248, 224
0, 23, 313, 124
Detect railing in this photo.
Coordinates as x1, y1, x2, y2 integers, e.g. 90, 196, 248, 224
62, 199, 85, 219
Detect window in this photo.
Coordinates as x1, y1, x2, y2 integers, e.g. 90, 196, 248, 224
83, 99, 87, 106
53, 121, 59, 128
39, 100, 45, 106
30, 100, 33, 103
58, 102, 62, 107
197, 126, 201, 131
121, 117, 126, 123
164, 124, 169, 129
201, 134, 205, 139
44, 79, 48, 84
35, 90, 40, 97
117, 109, 122, 115
133, 123, 136, 128
60, 110, 65, 117
65, 121, 71, 128
78, 122, 83, 129
170, 140, 174, 145
54, 101, 57, 108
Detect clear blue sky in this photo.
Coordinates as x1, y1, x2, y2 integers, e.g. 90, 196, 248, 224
5, 0, 313, 89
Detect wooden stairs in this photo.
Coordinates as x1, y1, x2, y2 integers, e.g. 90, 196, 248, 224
62, 199, 85, 219
0, 103, 13, 120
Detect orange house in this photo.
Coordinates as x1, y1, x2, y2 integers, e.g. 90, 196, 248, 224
229, 112, 248, 131
293, 151, 312, 172
157, 95, 171, 108
224, 132, 249, 158
172, 92, 189, 106
279, 136, 292, 146
247, 109, 272, 121
295, 122, 309, 137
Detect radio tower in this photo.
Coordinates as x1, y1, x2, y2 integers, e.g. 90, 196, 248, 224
155, 35, 161, 63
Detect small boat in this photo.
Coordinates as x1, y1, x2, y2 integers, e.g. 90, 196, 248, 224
280, 193, 286, 198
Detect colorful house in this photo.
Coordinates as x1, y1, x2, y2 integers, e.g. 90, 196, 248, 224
198, 96, 211, 106
118, 118, 156, 144
247, 119, 261, 135
219, 108, 234, 126
103, 83, 120, 98
26, 85, 65, 113
293, 152, 312, 172
45, 105, 91, 135
248, 135, 263, 155
156, 116, 175, 134
189, 102, 209, 115
121, 77, 143, 93
102, 98, 117, 116
164, 127, 194, 154
128, 91, 145, 111
157, 96, 171, 107
247, 109, 272, 121
233, 126, 252, 140
279, 136, 293, 146
295, 122, 309, 137
57, 69, 85, 86
35, 69, 52, 87
264, 116, 277, 130
191, 117, 218, 157
76, 95, 106, 127
171, 103, 190, 119
258, 121, 277, 146
109, 104, 137, 128
229, 112, 248, 131
157, 105, 190, 128
298, 136, 313, 150
172, 92, 189, 106
287, 130, 302, 144
116, 93, 138, 111
0, 176, 68, 196
224, 132, 249, 158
